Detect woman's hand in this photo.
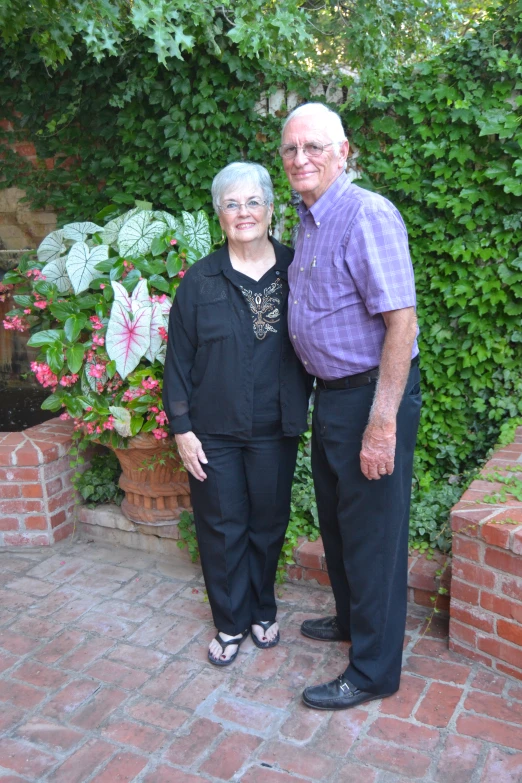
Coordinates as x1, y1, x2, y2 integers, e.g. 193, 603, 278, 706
175, 431, 208, 481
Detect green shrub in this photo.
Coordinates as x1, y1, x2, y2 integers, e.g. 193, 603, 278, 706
73, 448, 124, 507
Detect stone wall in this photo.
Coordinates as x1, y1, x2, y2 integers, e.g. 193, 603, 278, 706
0, 185, 56, 258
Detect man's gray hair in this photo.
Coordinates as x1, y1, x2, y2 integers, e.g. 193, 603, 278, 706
282, 102, 347, 146
211, 162, 274, 213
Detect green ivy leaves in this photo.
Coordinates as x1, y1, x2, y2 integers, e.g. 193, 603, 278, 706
345, 1, 522, 481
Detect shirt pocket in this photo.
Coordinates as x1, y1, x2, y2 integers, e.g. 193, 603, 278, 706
307, 267, 340, 312
196, 300, 232, 345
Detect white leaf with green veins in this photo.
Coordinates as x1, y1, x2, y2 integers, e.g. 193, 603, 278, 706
62, 222, 103, 242
182, 210, 211, 258
66, 242, 110, 294
108, 406, 132, 437
41, 255, 73, 293
118, 212, 166, 258
37, 230, 66, 264
154, 210, 181, 232
101, 207, 141, 246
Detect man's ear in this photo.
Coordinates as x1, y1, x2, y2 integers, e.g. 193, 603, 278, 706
339, 139, 350, 168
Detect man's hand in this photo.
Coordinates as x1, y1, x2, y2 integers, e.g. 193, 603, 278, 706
360, 424, 396, 480
359, 306, 417, 480
175, 431, 208, 481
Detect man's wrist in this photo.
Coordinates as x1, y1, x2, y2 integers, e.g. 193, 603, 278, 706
365, 418, 396, 436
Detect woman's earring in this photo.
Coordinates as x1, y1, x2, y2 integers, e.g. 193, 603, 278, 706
221, 230, 225, 243
268, 226, 273, 237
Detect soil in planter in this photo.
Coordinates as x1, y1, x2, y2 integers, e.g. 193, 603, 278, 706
0, 384, 58, 432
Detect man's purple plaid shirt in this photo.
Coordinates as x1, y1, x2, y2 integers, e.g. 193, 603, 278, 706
288, 174, 419, 380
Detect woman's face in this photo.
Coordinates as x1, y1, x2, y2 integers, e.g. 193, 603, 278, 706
218, 182, 274, 246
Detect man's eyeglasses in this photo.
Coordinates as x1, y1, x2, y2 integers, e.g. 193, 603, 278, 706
279, 142, 340, 159
217, 199, 268, 215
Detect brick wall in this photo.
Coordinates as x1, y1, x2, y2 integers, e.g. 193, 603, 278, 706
449, 426, 522, 681
287, 537, 451, 611
0, 419, 80, 546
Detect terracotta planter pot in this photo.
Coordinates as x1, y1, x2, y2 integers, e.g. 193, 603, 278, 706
112, 433, 191, 526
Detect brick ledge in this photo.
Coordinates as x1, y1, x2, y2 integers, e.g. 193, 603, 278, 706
287, 537, 451, 612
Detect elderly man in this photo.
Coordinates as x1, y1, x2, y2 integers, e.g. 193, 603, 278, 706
281, 102, 421, 710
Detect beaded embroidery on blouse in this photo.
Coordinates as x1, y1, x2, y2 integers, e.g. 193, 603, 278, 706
240, 278, 282, 340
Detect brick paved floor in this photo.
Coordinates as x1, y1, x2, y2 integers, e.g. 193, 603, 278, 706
1, 539, 522, 782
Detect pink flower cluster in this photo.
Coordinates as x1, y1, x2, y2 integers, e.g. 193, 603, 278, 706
3, 314, 29, 332
158, 326, 168, 341
59, 374, 79, 387
89, 315, 103, 331
122, 260, 135, 279
88, 363, 106, 379
33, 299, 48, 310
142, 377, 159, 391
92, 334, 105, 347
0, 283, 13, 303
30, 361, 58, 390
152, 428, 168, 440
122, 387, 143, 402
155, 410, 168, 426
152, 294, 168, 304
103, 416, 115, 431
106, 376, 123, 394
25, 269, 46, 281
59, 412, 71, 420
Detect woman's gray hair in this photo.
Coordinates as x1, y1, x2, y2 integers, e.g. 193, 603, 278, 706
211, 162, 274, 213
282, 102, 347, 146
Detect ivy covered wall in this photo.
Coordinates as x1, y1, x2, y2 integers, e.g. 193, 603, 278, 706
0, 38, 312, 228
342, 0, 522, 481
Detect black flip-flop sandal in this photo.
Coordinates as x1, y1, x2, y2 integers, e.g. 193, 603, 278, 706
208, 629, 249, 667
252, 620, 280, 649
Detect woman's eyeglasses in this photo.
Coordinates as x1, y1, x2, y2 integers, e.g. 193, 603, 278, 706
218, 199, 268, 214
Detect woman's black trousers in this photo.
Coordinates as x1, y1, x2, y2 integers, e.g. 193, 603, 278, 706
188, 434, 299, 635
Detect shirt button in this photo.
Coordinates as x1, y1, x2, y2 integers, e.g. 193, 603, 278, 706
300, 267, 304, 272
306, 233, 310, 238
294, 300, 298, 305
304, 361, 308, 365
316, 222, 320, 227
293, 334, 297, 339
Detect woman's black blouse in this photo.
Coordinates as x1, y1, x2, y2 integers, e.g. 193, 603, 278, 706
163, 239, 312, 438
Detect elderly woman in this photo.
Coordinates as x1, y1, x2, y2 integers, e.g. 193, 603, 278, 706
163, 161, 311, 665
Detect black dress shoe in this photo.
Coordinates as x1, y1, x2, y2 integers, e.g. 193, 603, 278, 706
300, 616, 351, 642
302, 675, 395, 710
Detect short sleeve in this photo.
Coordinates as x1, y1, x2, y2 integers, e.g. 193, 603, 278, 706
347, 205, 417, 316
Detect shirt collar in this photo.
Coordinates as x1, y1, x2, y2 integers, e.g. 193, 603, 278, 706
202, 237, 292, 279
297, 173, 352, 225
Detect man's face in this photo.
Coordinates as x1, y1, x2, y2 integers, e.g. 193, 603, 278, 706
281, 114, 349, 207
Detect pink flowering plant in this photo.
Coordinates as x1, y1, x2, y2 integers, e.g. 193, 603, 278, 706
3, 203, 211, 446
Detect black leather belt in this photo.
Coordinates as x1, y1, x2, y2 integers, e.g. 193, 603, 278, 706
316, 354, 419, 391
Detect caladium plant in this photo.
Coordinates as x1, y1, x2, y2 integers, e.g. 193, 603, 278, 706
2, 203, 212, 445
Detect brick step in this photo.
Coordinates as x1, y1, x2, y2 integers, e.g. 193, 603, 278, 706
288, 537, 451, 613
